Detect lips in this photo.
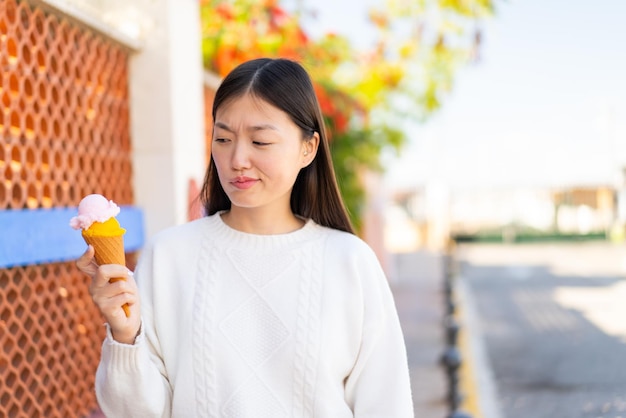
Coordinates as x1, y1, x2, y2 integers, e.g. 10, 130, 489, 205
231, 176, 259, 190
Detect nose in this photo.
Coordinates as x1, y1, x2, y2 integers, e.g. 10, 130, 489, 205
231, 141, 251, 171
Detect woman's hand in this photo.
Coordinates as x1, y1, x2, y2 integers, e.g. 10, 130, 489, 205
77, 246, 142, 344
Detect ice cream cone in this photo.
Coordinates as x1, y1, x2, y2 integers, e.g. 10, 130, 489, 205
83, 233, 125, 266
83, 231, 130, 317
71, 194, 131, 318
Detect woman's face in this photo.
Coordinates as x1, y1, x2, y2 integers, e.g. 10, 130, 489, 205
212, 94, 317, 215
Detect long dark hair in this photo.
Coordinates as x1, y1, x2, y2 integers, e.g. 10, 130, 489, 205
200, 58, 354, 234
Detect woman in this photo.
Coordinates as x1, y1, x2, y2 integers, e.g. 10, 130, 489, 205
78, 58, 414, 417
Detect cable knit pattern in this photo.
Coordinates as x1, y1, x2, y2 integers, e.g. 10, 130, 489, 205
229, 248, 296, 290
219, 244, 297, 414
222, 375, 288, 418
220, 296, 290, 368
94, 213, 414, 417
292, 239, 323, 416
192, 227, 220, 417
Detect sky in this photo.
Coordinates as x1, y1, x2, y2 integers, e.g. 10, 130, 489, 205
286, 0, 626, 191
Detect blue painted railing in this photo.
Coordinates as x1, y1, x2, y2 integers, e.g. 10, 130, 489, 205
0, 206, 144, 268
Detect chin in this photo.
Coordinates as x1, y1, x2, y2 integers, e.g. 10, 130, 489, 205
227, 200, 263, 210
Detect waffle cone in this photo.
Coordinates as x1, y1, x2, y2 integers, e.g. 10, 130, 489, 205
82, 233, 126, 266
82, 233, 130, 316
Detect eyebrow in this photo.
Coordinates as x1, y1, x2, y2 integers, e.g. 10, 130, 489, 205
214, 122, 278, 132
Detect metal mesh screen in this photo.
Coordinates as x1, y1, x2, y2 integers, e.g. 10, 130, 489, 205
1, 0, 133, 416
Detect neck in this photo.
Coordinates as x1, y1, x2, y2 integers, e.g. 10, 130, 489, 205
221, 207, 304, 235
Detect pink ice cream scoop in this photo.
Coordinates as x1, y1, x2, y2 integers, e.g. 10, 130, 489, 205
69, 194, 121, 230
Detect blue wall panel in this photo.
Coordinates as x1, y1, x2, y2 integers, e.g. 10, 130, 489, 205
0, 206, 144, 268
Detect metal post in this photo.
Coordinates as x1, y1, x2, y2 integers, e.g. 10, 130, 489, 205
441, 238, 474, 418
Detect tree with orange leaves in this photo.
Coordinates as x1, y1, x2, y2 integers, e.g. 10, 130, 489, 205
200, 0, 494, 230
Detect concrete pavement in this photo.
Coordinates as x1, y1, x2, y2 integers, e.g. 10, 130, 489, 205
389, 251, 449, 418
390, 249, 503, 418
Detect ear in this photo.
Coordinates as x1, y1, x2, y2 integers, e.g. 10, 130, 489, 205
302, 132, 320, 167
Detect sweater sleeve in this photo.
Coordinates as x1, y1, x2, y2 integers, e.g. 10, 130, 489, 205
343, 244, 414, 418
95, 242, 173, 418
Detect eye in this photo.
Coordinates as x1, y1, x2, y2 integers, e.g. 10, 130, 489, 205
252, 140, 271, 146
214, 137, 230, 143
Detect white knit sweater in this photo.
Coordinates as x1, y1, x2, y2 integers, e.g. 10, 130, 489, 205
96, 214, 414, 417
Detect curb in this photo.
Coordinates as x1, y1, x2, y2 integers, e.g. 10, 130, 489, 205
441, 241, 503, 418
456, 277, 503, 418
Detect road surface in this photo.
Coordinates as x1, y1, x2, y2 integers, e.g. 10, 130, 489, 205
457, 242, 626, 418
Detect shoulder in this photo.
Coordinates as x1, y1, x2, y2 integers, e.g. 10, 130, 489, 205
146, 216, 215, 252
318, 226, 376, 258
313, 225, 381, 272
135, 216, 218, 280
315, 226, 392, 317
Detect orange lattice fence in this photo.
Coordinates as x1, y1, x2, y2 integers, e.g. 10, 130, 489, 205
1, 0, 136, 417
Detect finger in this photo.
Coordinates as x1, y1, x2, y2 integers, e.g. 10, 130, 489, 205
109, 293, 138, 314
105, 275, 137, 296
107, 301, 139, 332
76, 245, 97, 274
94, 290, 138, 318
93, 264, 133, 288
90, 274, 137, 309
